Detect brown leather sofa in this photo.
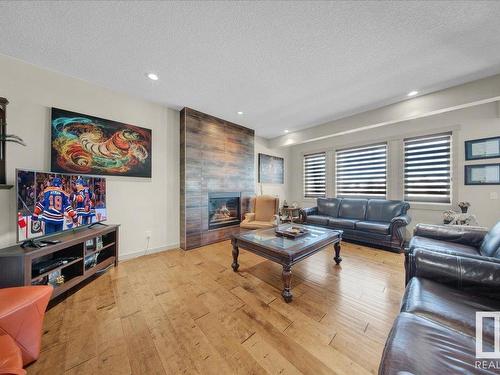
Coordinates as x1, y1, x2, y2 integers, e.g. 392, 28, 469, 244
380, 222, 500, 374
240, 195, 279, 229
0, 286, 53, 374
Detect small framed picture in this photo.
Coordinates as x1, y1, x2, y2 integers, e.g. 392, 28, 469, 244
465, 136, 500, 160
465, 163, 500, 185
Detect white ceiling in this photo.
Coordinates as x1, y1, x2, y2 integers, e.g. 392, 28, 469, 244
1, 1, 500, 139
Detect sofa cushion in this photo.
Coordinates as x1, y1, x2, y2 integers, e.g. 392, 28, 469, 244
338, 198, 367, 220
306, 215, 329, 226
408, 236, 479, 257
366, 199, 408, 222
379, 312, 492, 375
355, 220, 390, 234
328, 218, 358, 229
402, 278, 500, 343
317, 198, 341, 218
479, 221, 500, 258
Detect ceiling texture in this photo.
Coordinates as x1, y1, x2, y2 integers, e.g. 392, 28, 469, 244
1, 1, 500, 139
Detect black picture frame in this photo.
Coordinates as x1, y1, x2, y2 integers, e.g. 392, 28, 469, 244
465, 136, 500, 160
464, 163, 500, 185
258, 153, 284, 184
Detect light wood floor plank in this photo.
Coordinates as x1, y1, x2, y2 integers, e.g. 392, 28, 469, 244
28, 240, 404, 375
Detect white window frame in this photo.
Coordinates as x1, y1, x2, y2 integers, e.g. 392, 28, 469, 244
303, 151, 327, 199
403, 132, 453, 205
335, 143, 388, 199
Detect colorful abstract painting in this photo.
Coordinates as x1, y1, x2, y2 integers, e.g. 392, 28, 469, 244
51, 108, 152, 177
258, 153, 284, 184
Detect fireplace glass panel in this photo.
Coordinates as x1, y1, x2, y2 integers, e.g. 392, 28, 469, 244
208, 193, 241, 230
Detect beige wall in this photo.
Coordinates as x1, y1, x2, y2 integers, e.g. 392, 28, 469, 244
270, 73, 500, 148
0, 55, 180, 258
286, 103, 500, 234
254, 136, 290, 205
1, 52, 498, 255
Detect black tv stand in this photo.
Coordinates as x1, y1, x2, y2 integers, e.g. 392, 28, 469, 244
20, 239, 45, 249
88, 222, 108, 229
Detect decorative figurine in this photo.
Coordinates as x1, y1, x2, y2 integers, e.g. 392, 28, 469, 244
458, 201, 471, 213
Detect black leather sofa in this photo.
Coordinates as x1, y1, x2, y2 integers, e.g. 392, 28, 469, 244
379, 222, 500, 375
405, 222, 500, 283
300, 198, 411, 251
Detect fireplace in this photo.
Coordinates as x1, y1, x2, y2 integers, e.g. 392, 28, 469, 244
208, 192, 241, 230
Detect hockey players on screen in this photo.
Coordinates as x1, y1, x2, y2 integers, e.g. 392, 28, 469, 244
74, 178, 95, 225
32, 177, 77, 234
17, 171, 106, 241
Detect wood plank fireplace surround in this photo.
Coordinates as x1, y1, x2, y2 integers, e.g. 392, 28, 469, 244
180, 108, 255, 250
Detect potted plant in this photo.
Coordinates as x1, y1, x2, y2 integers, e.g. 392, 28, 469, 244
458, 201, 471, 214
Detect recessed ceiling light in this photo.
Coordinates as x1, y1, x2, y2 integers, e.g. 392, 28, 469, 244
146, 73, 159, 81
284, 129, 289, 133
407, 90, 419, 97
237, 111, 244, 115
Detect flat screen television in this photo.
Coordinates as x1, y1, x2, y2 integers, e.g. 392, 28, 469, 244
16, 169, 107, 243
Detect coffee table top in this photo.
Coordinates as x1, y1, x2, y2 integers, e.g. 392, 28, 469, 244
233, 224, 342, 264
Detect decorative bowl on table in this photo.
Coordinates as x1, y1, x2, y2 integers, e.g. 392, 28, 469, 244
275, 226, 309, 239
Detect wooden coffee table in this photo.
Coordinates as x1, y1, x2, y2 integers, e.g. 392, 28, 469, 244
231, 224, 342, 302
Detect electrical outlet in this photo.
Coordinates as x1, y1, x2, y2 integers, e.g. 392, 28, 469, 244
490, 192, 499, 200
145, 230, 152, 239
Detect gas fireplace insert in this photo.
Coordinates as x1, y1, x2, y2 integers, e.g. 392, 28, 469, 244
208, 192, 241, 230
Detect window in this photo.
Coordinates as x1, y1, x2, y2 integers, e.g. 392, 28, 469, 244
404, 132, 452, 204
303, 152, 326, 198
335, 143, 387, 198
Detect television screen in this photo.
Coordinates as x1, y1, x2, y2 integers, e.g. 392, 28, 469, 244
16, 169, 107, 242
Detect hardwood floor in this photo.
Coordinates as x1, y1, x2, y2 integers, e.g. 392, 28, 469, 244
27, 240, 405, 375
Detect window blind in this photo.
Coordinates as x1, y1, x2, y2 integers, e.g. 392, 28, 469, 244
304, 152, 326, 198
404, 132, 452, 204
335, 143, 387, 198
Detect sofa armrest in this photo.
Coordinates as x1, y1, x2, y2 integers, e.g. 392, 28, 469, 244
299, 207, 317, 222
390, 214, 411, 229
412, 224, 487, 248
408, 248, 500, 297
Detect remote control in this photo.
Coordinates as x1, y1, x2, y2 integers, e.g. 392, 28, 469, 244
40, 240, 61, 245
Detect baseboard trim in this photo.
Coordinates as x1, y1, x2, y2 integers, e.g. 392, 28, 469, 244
119, 243, 180, 262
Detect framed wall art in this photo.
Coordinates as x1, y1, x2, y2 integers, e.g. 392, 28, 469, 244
464, 163, 500, 185
258, 153, 284, 184
465, 136, 500, 160
51, 108, 152, 177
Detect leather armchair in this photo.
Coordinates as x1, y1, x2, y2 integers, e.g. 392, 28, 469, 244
240, 195, 279, 230
0, 286, 53, 367
0, 334, 25, 375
